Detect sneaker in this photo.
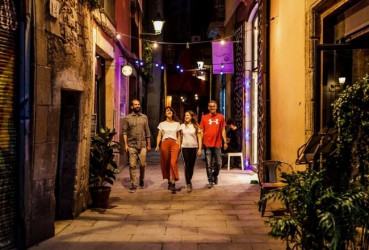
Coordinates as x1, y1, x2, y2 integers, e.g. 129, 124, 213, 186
129, 186, 137, 193
139, 179, 144, 189
207, 182, 213, 189
213, 176, 218, 185
186, 184, 192, 193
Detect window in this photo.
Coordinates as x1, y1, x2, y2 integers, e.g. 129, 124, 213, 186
100, 0, 115, 24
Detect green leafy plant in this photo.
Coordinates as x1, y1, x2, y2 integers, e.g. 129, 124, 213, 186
260, 76, 369, 249
89, 127, 122, 187
142, 41, 153, 82
261, 170, 369, 250
332, 75, 369, 188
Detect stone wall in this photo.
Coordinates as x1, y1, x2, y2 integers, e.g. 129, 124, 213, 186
28, 0, 93, 246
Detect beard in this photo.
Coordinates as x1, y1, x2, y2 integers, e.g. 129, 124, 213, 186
133, 107, 141, 113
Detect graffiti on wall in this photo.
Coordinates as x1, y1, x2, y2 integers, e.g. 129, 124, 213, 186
0, 0, 18, 248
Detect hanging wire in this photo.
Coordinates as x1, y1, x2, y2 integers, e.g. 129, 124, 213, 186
115, 32, 241, 45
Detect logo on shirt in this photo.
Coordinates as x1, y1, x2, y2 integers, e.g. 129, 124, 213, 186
209, 119, 219, 125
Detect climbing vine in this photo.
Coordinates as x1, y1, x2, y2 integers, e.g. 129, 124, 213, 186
332, 75, 369, 187
142, 41, 153, 83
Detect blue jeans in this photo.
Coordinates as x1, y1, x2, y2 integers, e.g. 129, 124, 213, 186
205, 147, 222, 183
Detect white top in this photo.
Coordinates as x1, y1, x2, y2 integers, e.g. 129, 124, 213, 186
158, 121, 181, 141
180, 123, 199, 148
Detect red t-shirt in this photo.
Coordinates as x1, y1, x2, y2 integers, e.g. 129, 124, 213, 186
200, 113, 225, 147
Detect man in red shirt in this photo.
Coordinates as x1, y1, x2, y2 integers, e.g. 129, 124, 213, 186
200, 100, 228, 188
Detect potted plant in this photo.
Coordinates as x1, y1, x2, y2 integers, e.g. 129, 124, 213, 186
260, 170, 368, 249
260, 76, 369, 249
89, 127, 122, 208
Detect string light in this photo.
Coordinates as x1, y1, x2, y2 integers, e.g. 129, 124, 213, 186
115, 31, 238, 47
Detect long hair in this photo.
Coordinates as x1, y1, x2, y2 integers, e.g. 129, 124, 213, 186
183, 110, 200, 132
162, 106, 179, 122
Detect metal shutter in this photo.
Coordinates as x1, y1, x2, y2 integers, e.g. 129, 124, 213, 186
0, 0, 18, 248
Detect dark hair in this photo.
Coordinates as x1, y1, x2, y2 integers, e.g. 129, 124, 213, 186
226, 118, 236, 126
162, 106, 179, 122
183, 110, 200, 132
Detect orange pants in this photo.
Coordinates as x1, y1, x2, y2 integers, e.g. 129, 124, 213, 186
160, 138, 180, 181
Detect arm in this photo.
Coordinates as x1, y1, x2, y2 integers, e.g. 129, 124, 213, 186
122, 118, 129, 152
197, 130, 202, 156
155, 130, 162, 151
123, 134, 129, 152
177, 131, 181, 150
222, 127, 228, 150
144, 118, 151, 151
146, 137, 151, 151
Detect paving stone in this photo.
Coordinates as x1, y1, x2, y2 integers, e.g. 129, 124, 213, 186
162, 243, 198, 250
31, 151, 283, 249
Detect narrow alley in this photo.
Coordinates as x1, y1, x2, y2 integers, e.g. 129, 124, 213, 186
31, 152, 284, 250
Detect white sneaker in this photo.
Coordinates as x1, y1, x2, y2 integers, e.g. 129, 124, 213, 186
186, 184, 192, 193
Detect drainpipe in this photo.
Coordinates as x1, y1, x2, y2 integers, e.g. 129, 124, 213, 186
18, 0, 32, 248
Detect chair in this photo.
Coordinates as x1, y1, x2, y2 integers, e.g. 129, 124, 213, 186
227, 152, 244, 170
257, 160, 293, 217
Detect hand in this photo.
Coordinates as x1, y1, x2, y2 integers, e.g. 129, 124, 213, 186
155, 146, 160, 152
147, 145, 151, 151
223, 143, 228, 151
197, 149, 202, 156
124, 145, 129, 152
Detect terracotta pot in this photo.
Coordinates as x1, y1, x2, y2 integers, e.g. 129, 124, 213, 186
90, 186, 111, 208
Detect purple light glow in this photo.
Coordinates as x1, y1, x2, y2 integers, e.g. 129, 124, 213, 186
245, 132, 250, 141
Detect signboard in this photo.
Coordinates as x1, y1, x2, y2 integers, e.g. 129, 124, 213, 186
212, 41, 234, 74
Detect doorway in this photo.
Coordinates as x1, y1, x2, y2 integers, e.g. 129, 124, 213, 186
55, 91, 81, 220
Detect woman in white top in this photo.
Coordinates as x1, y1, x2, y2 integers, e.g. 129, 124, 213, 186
155, 107, 181, 194
180, 110, 202, 192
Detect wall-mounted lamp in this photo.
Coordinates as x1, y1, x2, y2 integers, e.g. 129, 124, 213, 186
197, 60, 204, 69
142, 12, 165, 36
121, 65, 133, 77
153, 12, 165, 34
338, 76, 346, 85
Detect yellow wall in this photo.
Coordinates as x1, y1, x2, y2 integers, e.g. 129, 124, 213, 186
269, 0, 306, 165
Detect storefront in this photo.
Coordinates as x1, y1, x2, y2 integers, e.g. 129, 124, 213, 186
310, 0, 369, 132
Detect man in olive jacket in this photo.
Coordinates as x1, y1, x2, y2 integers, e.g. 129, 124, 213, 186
122, 99, 151, 192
